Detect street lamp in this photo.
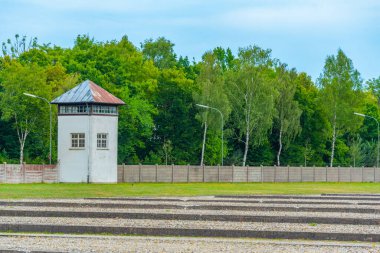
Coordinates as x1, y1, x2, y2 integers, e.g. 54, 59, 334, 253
23, 93, 52, 165
354, 112, 379, 168
196, 104, 224, 166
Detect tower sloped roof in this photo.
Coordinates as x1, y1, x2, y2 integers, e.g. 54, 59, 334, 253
51, 80, 125, 105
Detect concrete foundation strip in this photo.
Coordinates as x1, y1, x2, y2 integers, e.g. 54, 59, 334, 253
1, 201, 380, 213
1, 223, 379, 242
84, 197, 380, 205
0, 209, 379, 225
216, 195, 380, 201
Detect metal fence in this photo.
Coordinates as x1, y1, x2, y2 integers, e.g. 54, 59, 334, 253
117, 164, 380, 183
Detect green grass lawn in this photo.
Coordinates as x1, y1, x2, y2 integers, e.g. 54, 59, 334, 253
1, 182, 380, 199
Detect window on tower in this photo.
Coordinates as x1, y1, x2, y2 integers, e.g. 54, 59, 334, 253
97, 133, 108, 149
59, 105, 89, 114
71, 133, 85, 148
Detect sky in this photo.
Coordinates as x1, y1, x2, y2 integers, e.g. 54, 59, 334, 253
1, 0, 379, 82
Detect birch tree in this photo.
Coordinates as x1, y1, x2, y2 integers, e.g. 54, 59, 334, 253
317, 49, 363, 167
194, 52, 230, 165
227, 46, 277, 166
273, 65, 302, 166
0, 60, 77, 164
0, 62, 47, 164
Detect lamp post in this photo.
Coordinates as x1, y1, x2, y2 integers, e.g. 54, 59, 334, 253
196, 104, 224, 166
23, 93, 52, 165
354, 112, 379, 168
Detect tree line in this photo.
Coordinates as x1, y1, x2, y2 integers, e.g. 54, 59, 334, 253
0, 34, 379, 167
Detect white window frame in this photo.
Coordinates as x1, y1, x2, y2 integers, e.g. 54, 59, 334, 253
97, 133, 108, 149
71, 133, 85, 149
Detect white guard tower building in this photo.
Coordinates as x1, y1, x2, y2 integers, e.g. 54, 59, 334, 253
51, 80, 125, 183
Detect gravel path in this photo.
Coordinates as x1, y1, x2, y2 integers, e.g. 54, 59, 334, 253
2, 199, 380, 209
5, 196, 380, 203
2, 206, 380, 219
1, 216, 380, 234
0, 234, 379, 253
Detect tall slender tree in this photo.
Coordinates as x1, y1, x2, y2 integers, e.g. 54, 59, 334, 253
194, 52, 230, 165
227, 46, 277, 166
273, 65, 302, 166
317, 49, 363, 167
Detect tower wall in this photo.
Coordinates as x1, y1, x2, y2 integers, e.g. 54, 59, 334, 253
89, 115, 118, 182
57, 114, 118, 183
58, 115, 90, 182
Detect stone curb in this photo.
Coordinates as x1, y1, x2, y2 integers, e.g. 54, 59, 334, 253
1, 201, 380, 213
1, 210, 380, 225
84, 197, 380, 206
216, 195, 380, 201
1, 224, 379, 242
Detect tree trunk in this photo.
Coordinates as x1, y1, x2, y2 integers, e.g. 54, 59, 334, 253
200, 121, 207, 166
14, 115, 29, 165
242, 124, 250, 167
330, 112, 337, 167
277, 125, 283, 166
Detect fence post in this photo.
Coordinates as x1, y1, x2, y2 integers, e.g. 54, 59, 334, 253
362, 166, 364, 182
246, 165, 249, 182
232, 164, 234, 183
273, 165, 276, 182
313, 165, 315, 182
202, 164, 205, 182
138, 163, 142, 183
3, 162, 6, 183
374, 167, 376, 183
325, 166, 328, 182
300, 165, 303, 182
349, 166, 352, 182
171, 164, 174, 183
261, 165, 263, 183
155, 164, 158, 182
218, 164, 220, 183
122, 163, 125, 183
287, 165, 290, 182
187, 164, 190, 183
41, 164, 45, 183
338, 166, 340, 182
23, 162, 27, 183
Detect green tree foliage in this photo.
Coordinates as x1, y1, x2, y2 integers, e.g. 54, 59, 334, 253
367, 77, 380, 105
0, 59, 77, 164
282, 72, 329, 166
317, 49, 363, 167
141, 37, 177, 69
349, 135, 364, 167
273, 65, 302, 166
194, 51, 230, 165
1, 35, 379, 167
226, 46, 277, 166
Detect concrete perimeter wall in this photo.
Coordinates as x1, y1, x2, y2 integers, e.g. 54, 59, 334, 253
1, 163, 379, 183
117, 165, 380, 183
0, 164, 58, 183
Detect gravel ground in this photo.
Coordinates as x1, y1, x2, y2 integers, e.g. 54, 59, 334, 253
5, 195, 380, 203
2, 199, 380, 209
2, 206, 380, 219
1, 196, 380, 252
0, 234, 379, 253
1, 216, 380, 234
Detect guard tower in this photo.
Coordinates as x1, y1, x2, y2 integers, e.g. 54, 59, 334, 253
51, 80, 125, 183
